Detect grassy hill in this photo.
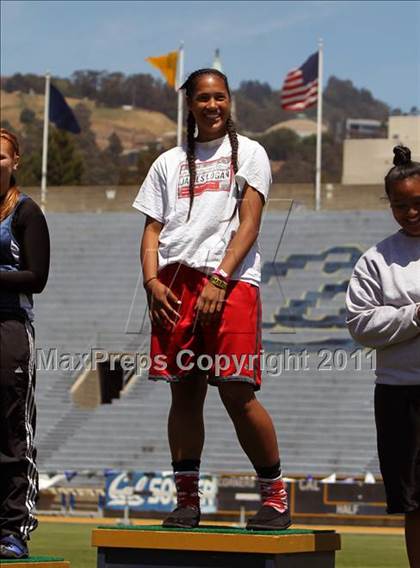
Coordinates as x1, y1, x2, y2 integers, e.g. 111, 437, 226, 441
0, 89, 177, 150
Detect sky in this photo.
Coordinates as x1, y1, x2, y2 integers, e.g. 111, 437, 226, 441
1, 0, 419, 112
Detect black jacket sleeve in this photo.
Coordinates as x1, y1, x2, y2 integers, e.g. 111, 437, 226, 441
0, 198, 50, 293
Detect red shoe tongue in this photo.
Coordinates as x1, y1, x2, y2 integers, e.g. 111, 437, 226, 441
259, 478, 289, 513
175, 472, 200, 509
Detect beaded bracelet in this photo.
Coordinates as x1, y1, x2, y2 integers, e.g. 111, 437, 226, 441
209, 274, 228, 291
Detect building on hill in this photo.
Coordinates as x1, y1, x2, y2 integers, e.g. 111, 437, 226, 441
345, 118, 384, 139
342, 116, 420, 185
264, 117, 327, 138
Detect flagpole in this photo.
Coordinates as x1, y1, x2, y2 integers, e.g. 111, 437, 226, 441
315, 39, 323, 212
176, 42, 184, 146
41, 72, 51, 212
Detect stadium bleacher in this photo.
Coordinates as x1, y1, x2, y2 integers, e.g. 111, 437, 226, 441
34, 209, 398, 476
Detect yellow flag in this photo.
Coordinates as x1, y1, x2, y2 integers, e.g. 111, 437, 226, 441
146, 50, 178, 89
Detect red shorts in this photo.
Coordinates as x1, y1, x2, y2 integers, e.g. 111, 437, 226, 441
148, 263, 262, 390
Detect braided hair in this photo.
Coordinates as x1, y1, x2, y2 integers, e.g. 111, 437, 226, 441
385, 145, 420, 197
180, 69, 240, 222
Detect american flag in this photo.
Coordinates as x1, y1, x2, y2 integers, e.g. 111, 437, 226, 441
281, 52, 319, 111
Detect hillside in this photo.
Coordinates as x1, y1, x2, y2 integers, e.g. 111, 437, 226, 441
0, 72, 393, 186
0, 90, 177, 150
2, 71, 392, 137
234, 76, 390, 134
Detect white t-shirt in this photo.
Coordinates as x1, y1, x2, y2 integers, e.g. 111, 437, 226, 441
132, 134, 271, 286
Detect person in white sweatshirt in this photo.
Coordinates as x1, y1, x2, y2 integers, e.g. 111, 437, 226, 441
346, 145, 420, 568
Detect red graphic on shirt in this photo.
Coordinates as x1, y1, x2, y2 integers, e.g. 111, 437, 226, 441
178, 156, 232, 198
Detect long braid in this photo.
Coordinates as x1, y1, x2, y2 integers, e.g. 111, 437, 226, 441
186, 111, 197, 222
226, 117, 241, 221
226, 117, 238, 177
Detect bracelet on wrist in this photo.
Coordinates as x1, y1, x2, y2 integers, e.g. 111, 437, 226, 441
143, 276, 158, 289
209, 274, 228, 291
212, 268, 230, 282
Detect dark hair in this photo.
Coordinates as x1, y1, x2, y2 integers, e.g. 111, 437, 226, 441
180, 68, 231, 99
385, 145, 420, 197
180, 69, 239, 222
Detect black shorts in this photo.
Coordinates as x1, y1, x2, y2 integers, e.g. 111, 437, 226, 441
375, 384, 420, 514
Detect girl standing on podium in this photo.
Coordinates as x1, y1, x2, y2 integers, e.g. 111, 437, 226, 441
346, 145, 420, 568
0, 129, 50, 558
133, 69, 290, 530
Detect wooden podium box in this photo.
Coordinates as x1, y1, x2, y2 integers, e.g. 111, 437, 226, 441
92, 525, 341, 567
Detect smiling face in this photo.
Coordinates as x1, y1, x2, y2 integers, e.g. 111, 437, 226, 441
0, 138, 19, 198
389, 175, 420, 237
187, 74, 231, 142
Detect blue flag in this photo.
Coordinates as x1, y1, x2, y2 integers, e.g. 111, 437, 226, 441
49, 83, 81, 134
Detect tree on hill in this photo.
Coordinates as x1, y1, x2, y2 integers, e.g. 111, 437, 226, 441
12, 107, 84, 186
72, 103, 116, 185
102, 132, 123, 185
275, 133, 342, 184
2, 73, 45, 94
256, 129, 300, 160
47, 128, 83, 185
17, 151, 43, 187
235, 80, 288, 132
20, 108, 36, 125
71, 70, 104, 99
96, 72, 125, 107
0, 119, 14, 132
106, 132, 123, 162
238, 80, 273, 104
137, 143, 164, 181
16, 108, 43, 186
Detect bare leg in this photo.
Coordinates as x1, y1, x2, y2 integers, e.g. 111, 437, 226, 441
168, 375, 208, 462
405, 509, 420, 568
218, 382, 279, 467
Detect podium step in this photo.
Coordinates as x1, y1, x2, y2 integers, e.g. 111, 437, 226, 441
92, 525, 341, 567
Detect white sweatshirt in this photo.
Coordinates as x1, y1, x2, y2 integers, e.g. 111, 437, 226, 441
346, 230, 420, 385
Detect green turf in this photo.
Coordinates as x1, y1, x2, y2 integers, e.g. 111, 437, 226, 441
0, 558, 64, 564
98, 523, 333, 536
337, 534, 407, 568
27, 523, 95, 568
25, 522, 408, 568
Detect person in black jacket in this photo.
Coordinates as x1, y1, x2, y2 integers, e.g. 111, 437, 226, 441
0, 129, 50, 559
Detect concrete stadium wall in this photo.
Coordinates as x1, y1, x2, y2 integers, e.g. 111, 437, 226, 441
389, 116, 420, 142
23, 183, 387, 213
342, 139, 396, 185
